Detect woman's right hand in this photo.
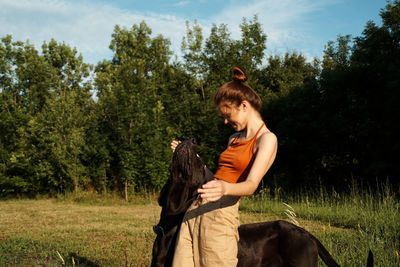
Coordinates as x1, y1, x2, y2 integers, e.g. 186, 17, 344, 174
170, 140, 181, 152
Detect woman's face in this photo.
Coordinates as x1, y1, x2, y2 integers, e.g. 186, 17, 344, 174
218, 101, 247, 131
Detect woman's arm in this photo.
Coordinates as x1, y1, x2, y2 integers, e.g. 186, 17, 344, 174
198, 132, 277, 201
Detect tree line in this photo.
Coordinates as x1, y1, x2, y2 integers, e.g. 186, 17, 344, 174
1, 2, 399, 198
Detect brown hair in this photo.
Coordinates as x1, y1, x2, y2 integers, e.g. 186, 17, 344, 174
214, 67, 262, 111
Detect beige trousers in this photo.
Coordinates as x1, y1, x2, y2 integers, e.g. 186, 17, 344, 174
172, 195, 240, 267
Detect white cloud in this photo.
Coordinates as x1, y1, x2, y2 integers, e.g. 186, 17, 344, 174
176, 1, 190, 7
209, 0, 339, 59
0, 0, 188, 64
0, 0, 339, 65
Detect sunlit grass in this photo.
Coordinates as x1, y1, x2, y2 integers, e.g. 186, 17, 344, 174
0, 196, 160, 266
0, 182, 398, 266
240, 181, 400, 266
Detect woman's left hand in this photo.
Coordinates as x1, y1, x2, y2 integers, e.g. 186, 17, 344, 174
197, 179, 228, 202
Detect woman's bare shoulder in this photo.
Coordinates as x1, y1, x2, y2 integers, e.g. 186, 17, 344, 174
261, 130, 277, 142
256, 130, 277, 150
261, 130, 277, 139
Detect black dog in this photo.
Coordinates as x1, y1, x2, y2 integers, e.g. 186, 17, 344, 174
151, 138, 373, 267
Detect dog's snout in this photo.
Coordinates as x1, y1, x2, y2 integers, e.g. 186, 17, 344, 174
189, 137, 197, 145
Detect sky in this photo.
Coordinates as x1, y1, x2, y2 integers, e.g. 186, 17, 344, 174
0, 0, 388, 65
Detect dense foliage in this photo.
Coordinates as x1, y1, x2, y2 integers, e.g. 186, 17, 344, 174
1, 2, 399, 198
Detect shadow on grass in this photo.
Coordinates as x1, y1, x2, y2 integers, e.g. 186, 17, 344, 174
68, 253, 100, 267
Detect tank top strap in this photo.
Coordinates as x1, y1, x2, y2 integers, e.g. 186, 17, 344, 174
232, 133, 240, 144
231, 122, 265, 145
249, 122, 265, 153
253, 122, 265, 140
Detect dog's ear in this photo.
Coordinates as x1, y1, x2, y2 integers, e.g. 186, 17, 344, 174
190, 164, 204, 188
158, 172, 188, 215
188, 156, 207, 188
158, 179, 171, 207
166, 172, 190, 215
204, 166, 214, 182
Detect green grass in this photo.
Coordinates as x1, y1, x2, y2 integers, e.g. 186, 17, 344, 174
240, 181, 400, 266
0, 195, 159, 267
0, 184, 399, 266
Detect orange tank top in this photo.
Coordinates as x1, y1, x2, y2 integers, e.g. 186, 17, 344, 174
214, 122, 264, 183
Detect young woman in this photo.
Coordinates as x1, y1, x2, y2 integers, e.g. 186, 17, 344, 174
171, 67, 278, 267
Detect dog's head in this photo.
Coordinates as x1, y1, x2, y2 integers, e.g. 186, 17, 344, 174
158, 137, 206, 214
169, 137, 205, 186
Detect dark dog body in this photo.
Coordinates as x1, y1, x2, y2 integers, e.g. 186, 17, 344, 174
152, 138, 373, 267
237, 220, 339, 266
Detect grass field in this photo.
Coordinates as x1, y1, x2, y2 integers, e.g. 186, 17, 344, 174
0, 184, 399, 266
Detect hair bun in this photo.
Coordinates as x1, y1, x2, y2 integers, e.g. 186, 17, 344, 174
232, 66, 247, 83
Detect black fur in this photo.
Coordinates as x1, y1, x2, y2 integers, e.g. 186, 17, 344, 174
151, 138, 373, 267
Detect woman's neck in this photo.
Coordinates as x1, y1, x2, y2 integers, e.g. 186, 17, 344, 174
241, 112, 264, 140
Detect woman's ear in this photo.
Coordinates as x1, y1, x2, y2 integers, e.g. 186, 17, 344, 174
240, 100, 249, 111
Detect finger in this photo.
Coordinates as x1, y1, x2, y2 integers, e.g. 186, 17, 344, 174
202, 180, 219, 189
171, 140, 181, 152
200, 186, 220, 193
200, 191, 222, 198
171, 140, 181, 147
198, 188, 213, 194
198, 187, 222, 195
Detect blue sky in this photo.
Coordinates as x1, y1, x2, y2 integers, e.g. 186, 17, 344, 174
0, 0, 388, 65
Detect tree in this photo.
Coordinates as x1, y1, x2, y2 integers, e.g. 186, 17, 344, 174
95, 21, 173, 199
0, 36, 93, 196
258, 52, 321, 188
347, 0, 400, 183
